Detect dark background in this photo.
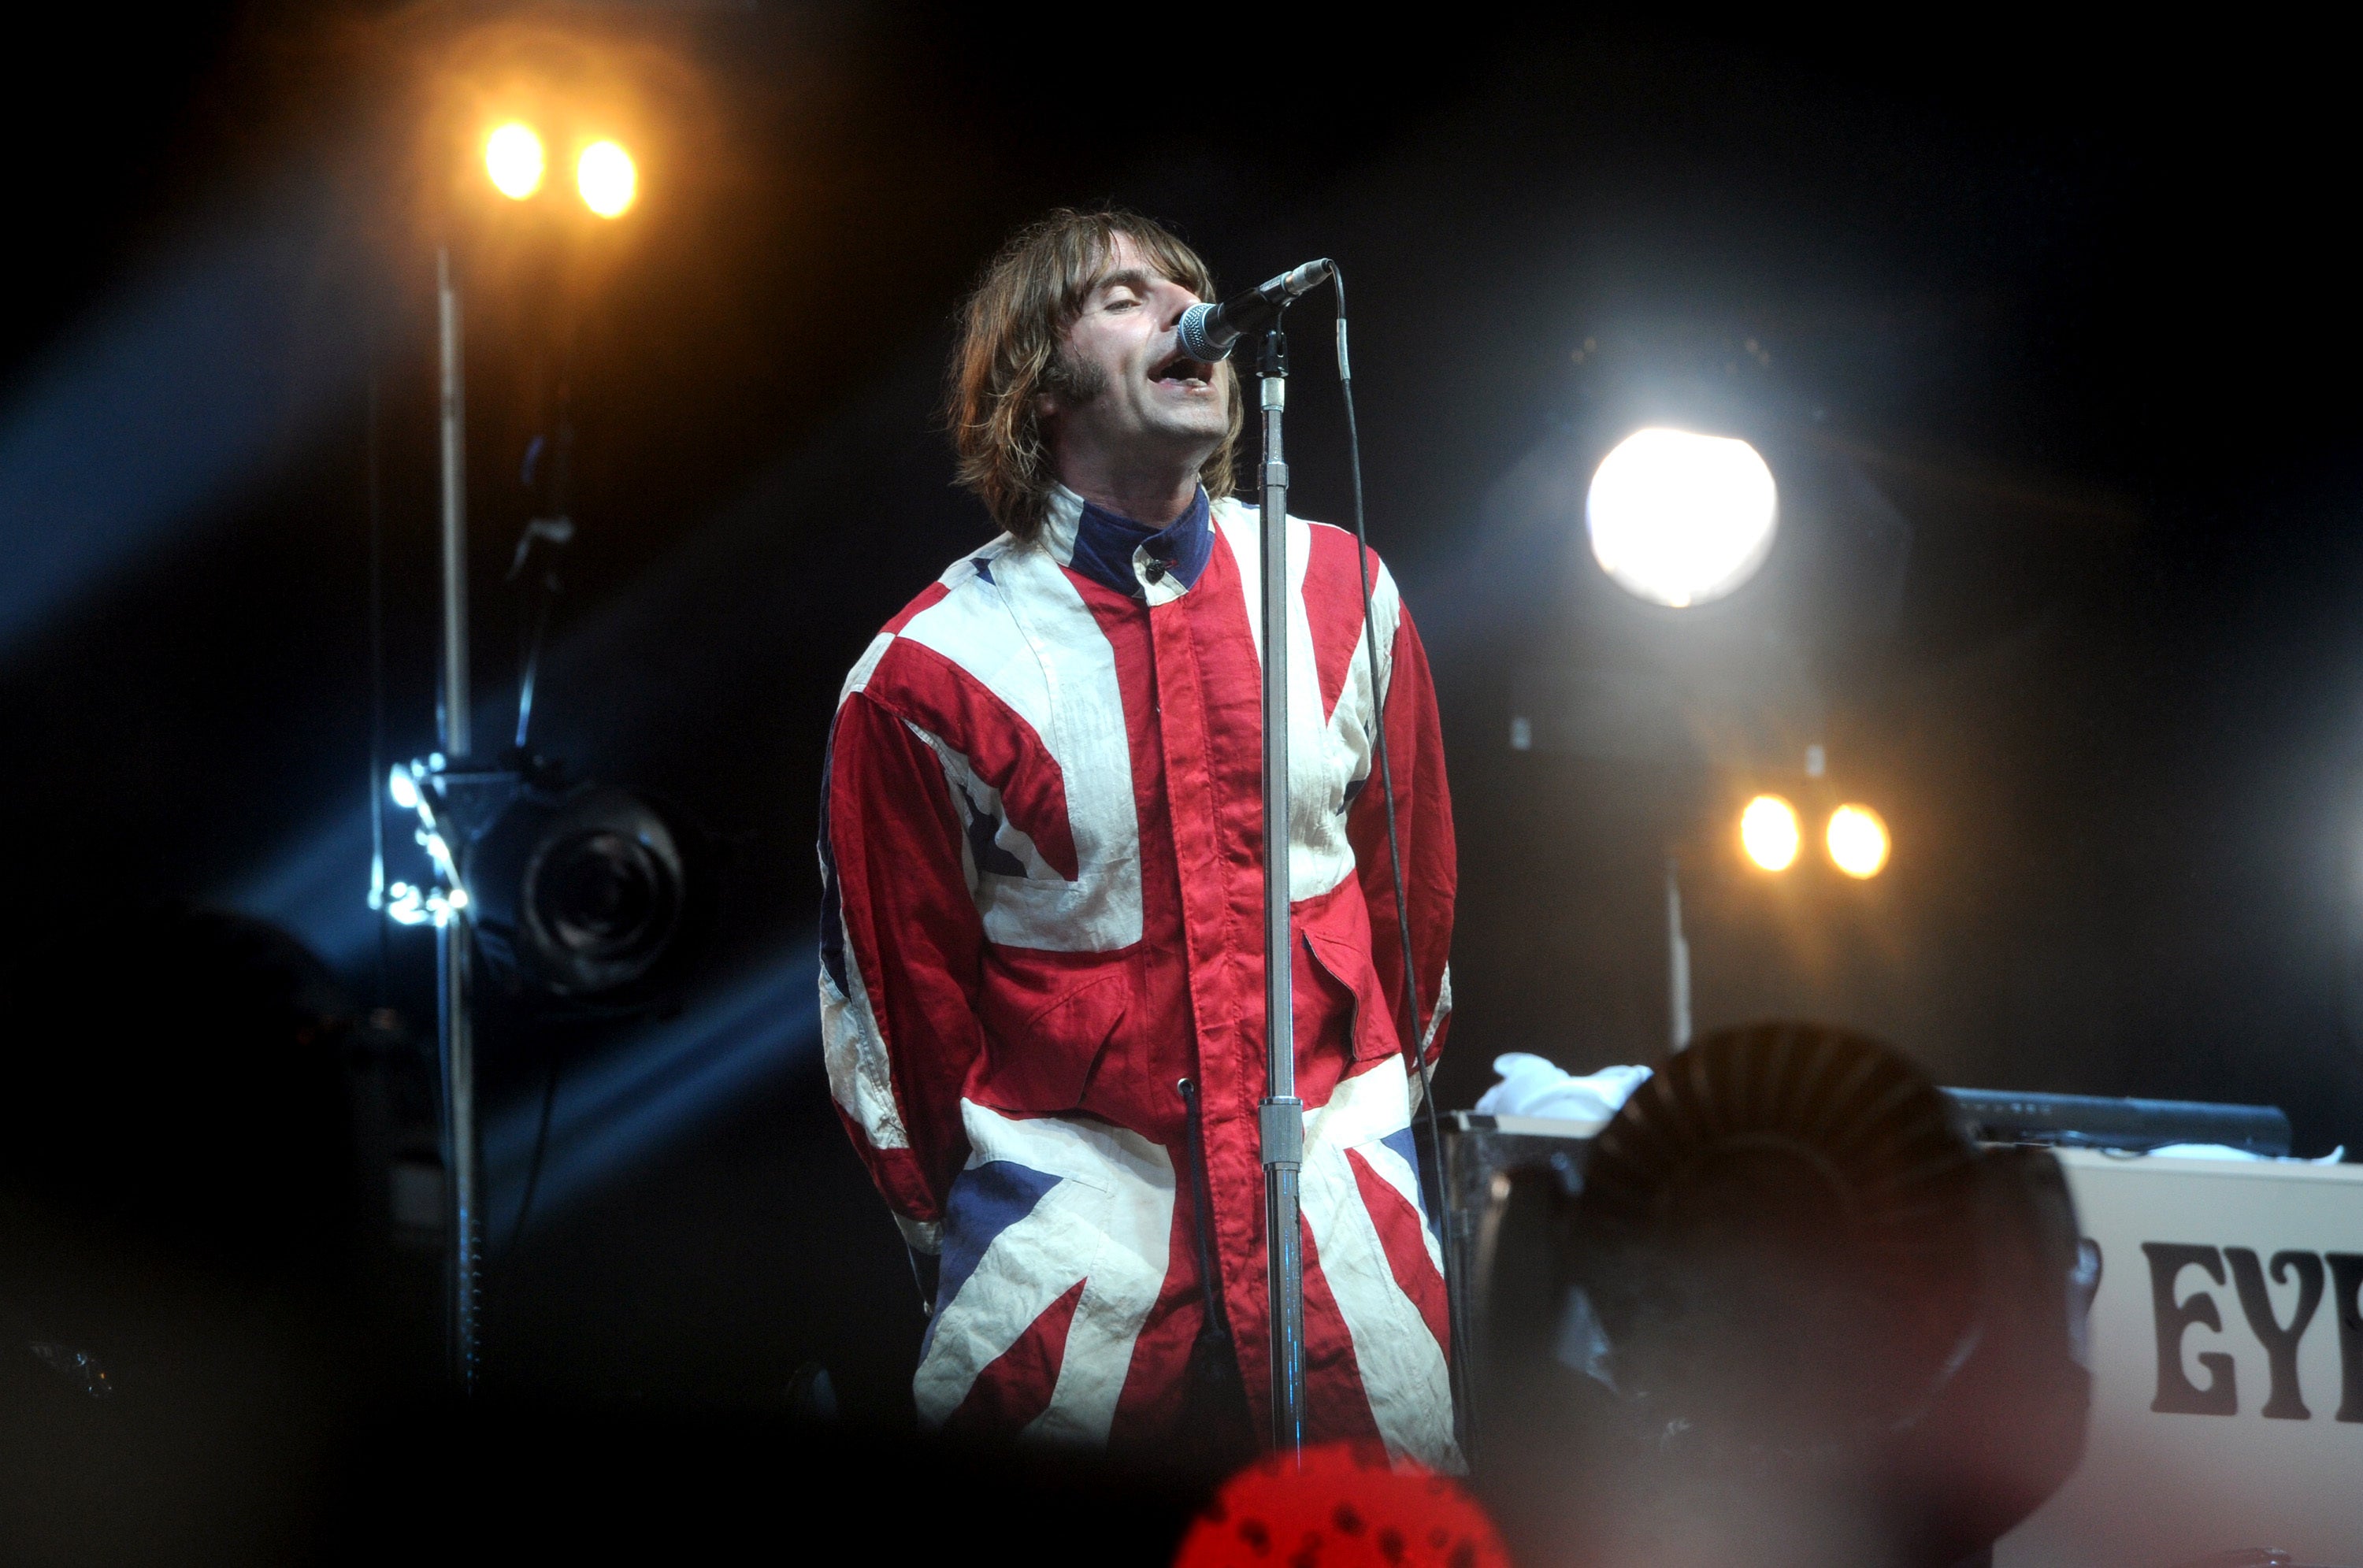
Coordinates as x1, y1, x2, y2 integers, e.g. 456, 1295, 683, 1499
6, 2, 2361, 1436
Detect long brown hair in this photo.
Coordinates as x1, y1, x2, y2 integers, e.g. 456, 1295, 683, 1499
947, 209, 1243, 543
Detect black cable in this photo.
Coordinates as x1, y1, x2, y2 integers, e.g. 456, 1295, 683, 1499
514, 569, 558, 752
1177, 1077, 1235, 1341
1332, 265, 1475, 1440
500, 1047, 561, 1262
511, 344, 574, 754
365, 330, 390, 1006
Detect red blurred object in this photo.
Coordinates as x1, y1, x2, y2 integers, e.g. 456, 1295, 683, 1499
1174, 1442, 1511, 1568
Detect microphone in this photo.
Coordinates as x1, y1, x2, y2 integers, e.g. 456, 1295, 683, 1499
1175, 258, 1335, 362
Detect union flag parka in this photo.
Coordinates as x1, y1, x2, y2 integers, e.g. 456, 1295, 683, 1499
818, 483, 1456, 1466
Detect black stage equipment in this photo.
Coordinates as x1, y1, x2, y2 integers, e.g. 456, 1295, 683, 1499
464, 773, 714, 1008
1944, 1088, 2291, 1156
1467, 1024, 2094, 1568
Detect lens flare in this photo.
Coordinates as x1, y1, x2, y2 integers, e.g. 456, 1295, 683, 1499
1740, 794, 1801, 872
577, 140, 637, 218
1827, 803, 1890, 878
484, 122, 545, 200
1586, 428, 1779, 608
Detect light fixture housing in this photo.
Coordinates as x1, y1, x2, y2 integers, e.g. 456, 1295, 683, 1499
382, 762, 714, 1003
466, 780, 714, 1005
1586, 427, 1779, 608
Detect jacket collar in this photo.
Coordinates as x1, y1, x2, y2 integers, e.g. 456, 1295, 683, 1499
1040, 484, 1213, 605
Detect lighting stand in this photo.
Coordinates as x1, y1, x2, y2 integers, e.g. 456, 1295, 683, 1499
1666, 853, 1691, 1052
404, 254, 648, 1395
433, 248, 484, 1392
1256, 323, 1307, 1453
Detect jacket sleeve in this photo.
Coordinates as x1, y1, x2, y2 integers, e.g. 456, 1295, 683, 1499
1346, 595, 1456, 1097
818, 688, 986, 1255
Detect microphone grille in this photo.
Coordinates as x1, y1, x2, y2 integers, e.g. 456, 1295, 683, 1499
1176, 303, 1230, 363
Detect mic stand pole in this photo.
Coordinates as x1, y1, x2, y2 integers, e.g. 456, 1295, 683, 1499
1256, 323, 1307, 1453
434, 247, 482, 1394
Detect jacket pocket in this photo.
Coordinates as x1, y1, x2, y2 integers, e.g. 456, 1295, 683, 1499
1301, 930, 1401, 1064
975, 969, 1130, 1113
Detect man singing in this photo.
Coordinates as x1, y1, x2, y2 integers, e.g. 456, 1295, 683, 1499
818, 209, 1456, 1467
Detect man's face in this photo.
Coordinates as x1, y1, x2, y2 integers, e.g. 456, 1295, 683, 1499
1043, 234, 1230, 476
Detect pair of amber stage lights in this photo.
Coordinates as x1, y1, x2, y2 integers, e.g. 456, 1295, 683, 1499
482, 120, 637, 217
1739, 793, 1890, 880
1584, 426, 1892, 881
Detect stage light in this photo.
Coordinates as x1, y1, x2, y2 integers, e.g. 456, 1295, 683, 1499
1586, 428, 1779, 608
464, 782, 714, 1003
576, 140, 636, 218
1827, 803, 1890, 878
388, 765, 420, 811
1740, 793, 1801, 872
485, 122, 546, 200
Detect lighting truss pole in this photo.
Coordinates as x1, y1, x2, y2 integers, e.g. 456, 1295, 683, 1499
435, 247, 483, 1392
1666, 854, 1692, 1052
1256, 323, 1307, 1453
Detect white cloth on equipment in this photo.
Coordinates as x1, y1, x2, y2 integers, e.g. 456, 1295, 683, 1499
1473, 1052, 1651, 1123
2141, 1142, 2346, 1164
1473, 1056, 2350, 1164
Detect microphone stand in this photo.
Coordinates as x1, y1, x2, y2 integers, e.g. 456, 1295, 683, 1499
1256, 323, 1307, 1453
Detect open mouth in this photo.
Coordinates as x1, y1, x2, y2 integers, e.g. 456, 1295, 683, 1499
1149, 347, 1214, 390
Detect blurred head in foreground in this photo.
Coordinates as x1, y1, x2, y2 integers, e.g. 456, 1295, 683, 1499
1477, 1022, 2090, 1568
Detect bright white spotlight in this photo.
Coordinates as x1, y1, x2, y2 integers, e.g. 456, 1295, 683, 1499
1827, 803, 1890, 879
1740, 794, 1801, 872
388, 765, 421, 811
1586, 428, 1779, 608
577, 139, 637, 218
485, 122, 545, 200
